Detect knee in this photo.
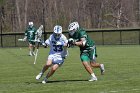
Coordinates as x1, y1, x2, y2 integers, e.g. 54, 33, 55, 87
51, 68, 57, 72
45, 62, 52, 67
45, 60, 52, 66
45, 63, 51, 67
82, 62, 90, 68
90, 61, 96, 65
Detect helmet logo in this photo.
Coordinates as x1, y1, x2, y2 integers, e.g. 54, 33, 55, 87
68, 22, 79, 36
53, 25, 62, 40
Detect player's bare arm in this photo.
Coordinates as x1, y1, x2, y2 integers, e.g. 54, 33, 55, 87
75, 38, 86, 47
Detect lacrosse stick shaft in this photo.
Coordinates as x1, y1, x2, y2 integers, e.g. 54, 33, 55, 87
34, 42, 40, 64
34, 49, 38, 64
33, 25, 43, 64
18, 39, 25, 42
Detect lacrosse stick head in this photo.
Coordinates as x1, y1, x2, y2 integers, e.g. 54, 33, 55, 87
53, 25, 62, 40
37, 25, 43, 38
38, 25, 43, 30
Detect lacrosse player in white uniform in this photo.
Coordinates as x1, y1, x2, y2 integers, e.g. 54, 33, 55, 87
36, 25, 68, 84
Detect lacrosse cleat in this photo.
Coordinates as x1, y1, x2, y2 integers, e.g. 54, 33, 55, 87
42, 78, 48, 84
36, 73, 43, 80
100, 64, 105, 75
88, 76, 97, 81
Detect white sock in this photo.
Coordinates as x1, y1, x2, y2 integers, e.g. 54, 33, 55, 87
91, 73, 96, 78
40, 71, 43, 74
29, 51, 32, 54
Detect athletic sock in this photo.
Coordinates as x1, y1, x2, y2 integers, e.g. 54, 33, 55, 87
40, 71, 43, 75
29, 51, 32, 55
91, 73, 96, 78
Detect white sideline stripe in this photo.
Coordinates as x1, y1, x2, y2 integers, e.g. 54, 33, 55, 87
109, 88, 140, 93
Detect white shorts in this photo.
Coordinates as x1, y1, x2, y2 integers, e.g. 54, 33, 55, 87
48, 54, 64, 65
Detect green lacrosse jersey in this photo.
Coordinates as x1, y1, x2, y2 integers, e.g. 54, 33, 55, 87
69, 27, 95, 53
25, 26, 37, 41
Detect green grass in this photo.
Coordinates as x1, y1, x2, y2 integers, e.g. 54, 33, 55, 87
0, 46, 140, 93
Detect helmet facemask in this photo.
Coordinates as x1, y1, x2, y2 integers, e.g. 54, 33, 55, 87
69, 29, 76, 36
29, 22, 34, 28
53, 33, 62, 40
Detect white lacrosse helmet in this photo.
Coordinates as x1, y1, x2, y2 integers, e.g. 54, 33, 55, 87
28, 22, 34, 28
68, 22, 79, 36
53, 25, 62, 40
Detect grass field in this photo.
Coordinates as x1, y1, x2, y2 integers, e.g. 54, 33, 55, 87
0, 45, 140, 93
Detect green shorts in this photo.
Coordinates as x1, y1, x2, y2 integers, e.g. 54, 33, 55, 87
28, 41, 35, 45
80, 48, 97, 62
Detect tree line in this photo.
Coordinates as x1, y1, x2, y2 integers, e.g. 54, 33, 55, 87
0, 0, 140, 32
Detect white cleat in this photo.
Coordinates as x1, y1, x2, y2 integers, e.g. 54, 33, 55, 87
42, 78, 48, 84
100, 64, 105, 75
36, 73, 43, 80
88, 76, 98, 81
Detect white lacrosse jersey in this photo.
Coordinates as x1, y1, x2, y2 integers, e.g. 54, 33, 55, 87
45, 34, 68, 57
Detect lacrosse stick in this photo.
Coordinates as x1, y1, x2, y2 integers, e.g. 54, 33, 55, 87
34, 42, 40, 64
18, 36, 27, 42
18, 39, 24, 41
33, 25, 43, 64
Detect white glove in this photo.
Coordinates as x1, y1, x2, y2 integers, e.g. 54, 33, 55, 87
42, 42, 46, 46
68, 38, 75, 47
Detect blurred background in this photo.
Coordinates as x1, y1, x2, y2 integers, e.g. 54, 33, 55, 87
0, 0, 140, 47
1, 0, 140, 32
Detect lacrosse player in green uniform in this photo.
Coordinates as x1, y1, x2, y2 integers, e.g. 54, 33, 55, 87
68, 22, 105, 81
23, 22, 37, 56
